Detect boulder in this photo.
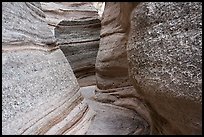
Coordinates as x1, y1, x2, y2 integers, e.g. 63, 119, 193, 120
127, 2, 202, 135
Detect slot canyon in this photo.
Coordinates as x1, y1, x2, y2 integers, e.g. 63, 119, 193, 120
2, 2, 202, 135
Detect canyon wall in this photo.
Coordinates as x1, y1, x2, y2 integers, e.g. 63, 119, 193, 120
94, 2, 150, 134
2, 2, 202, 135
2, 2, 94, 135
41, 2, 101, 86
95, 2, 135, 90
127, 2, 202, 134
95, 2, 202, 135
2, 2, 148, 135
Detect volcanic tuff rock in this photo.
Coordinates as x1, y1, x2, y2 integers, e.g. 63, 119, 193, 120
94, 2, 202, 135
2, 2, 94, 135
94, 2, 150, 134
41, 2, 101, 87
95, 2, 137, 90
127, 2, 202, 134
2, 2, 150, 135
2, 2, 201, 135
92, 2, 105, 17
40, 2, 100, 34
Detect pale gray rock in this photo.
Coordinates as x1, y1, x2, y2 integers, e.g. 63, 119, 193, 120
40, 2, 99, 35
41, 2, 101, 87
2, 2, 55, 47
2, 2, 94, 135
2, 2, 150, 135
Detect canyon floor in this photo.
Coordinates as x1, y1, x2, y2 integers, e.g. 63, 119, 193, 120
79, 85, 150, 135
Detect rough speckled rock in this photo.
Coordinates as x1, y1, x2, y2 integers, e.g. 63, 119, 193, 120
2, 2, 94, 135
41, 2, 101, 87
127, 2, 202, 135
2, 2, 56, 49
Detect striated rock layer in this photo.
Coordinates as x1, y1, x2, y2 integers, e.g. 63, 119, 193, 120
2, 2, 150, 135
95, 3, 136, 90
41, 2, 101, 87
2, 2, 94, 135
127, 2, 202, 134
94, 2, 150, 134
95, 2, 202, 135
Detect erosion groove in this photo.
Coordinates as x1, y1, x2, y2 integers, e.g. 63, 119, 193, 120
2, 2, 202, 135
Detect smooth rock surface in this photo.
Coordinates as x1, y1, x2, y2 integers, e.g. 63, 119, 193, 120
41, 2, 101, 86
2, 2, 150, 135
95, 2, 137, 90
41, 2, 99, 34
127, 2, 202, 135
3, 2, 200, 135
94, 2, 151, 134
80, 86, 150, 135
2, 2, 94, 135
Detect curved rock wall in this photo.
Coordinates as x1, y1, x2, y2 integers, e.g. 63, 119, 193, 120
40, 2, 99, 34
94, 2, 150, 134
2, 2, 150, 135
95, 2, 202, 135
41, 2, 101, 87
95, 2, 136, 90
2, 2, 94, 135
127, 2, 202, 134
3, 2, 201, 135
2, 2, 55, 48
